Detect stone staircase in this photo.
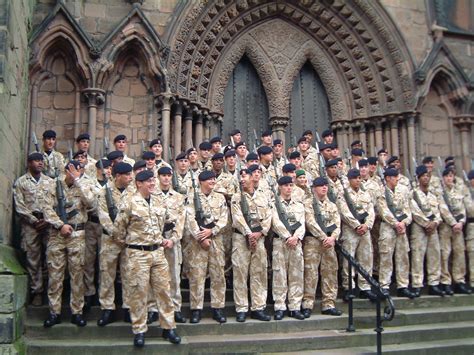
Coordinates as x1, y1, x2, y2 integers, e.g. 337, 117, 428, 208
23, 288, 474, 354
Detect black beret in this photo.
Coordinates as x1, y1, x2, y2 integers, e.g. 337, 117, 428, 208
347, 168, 360, 179
312, 177, 328, 187
95, 159, 112, 169
278, 176, 293, 186
257, 146, 273, 155
358, 159, 368, 167
235, 142, 246, 149
384, 168, 399, 177
211, 153, 224, 160
416, 165, 428, 177
297, 137, 307, 144
444, 156, 454, 163
350, 140, 361, 147
229, 129, 241, 136
367, 157, 378, 165
445, 161, 455, 169
330, 143, 338, 149
142, 151, 155, 160
303, 129, 313, 136
27, 152, 44, 161
321, 129, 333, 138
175, 152, 187, 161
386, 156, 399, 165
210, 136, 222, 144
73, 150, 86, 159
442, 168, 453, 176
113, 134, 126, 143
158, 166, 172, 175
319, 142, 332, 151
335, 157, 343, 162
289, 151, 301, 159
133, 160, 147, 171
186, 147, 197, 155
149, 139, 161, 147
325, 159, 339, 168
107, 151, 124, 161
422, 156, 433, 164
377, 148, 388, 155
467, 170, 474, 180
135, 169, 154, 182
261, 130, 272, 137
247, 152, 258, 161
42, 130, 56, 139
199, 141, 212, 151
223, 145, 233, 154
282, 163, 296, 173
351, 148, 364, 157
273, 139, 283, 146
224, 149, 236, 158
113, 162, 132, 175
240, 168, 251, 175
76, 133, 90, 142
248, 164, 262, 173
198, 170, 216, 181
65, 160, 81, 170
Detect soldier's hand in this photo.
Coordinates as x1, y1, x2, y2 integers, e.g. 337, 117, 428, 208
356, 224, 368, 235
285, 236, 298, 249
453, 222, 463, 233
197, 228, 212, 241
162, 239, 174, 249
395, 222, 405, 235
60, 224, 73, 236
323, 236, 335, 249
67, 164, 81, 180
200, 238, 211, 251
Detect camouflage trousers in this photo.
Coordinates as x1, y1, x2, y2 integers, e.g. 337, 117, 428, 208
272, 237, 303, 312
371, 217, 381, 276
123, 247, 175, 334
187, 236, 226, 310
409, 223, 441, 288
98, 233, 125, 310
340, 225, 373, 291
378, 222, 409, 289
232, 232, 267, 313
181, 230, 192, 279
302, 236, 338, 311
84, 220, 102, 297
21, 222, 49, 294
439, 223, 466, 284
466, 223, 474, 287
46, 230, 85, 315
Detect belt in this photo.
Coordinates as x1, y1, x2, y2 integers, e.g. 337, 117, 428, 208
70, 223, 85, 231
467, 217, 474, 224
126, 244, 161, 251
233, 226, 263, 235
88, 213, 100, 224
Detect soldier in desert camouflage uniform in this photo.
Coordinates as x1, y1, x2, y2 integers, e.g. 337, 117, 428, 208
40, 130, 65, 178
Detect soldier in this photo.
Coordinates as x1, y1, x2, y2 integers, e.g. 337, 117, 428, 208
13, 152, 54, 306
298, 137, 319, 180
422, 156, 442, 195
246, 152, 259, 166
142, 151, 158, 175
465, 170, 474, 289
224, 149, 239, 178
258, 146, 277, 184
302, 129, 319, 158
438, 168, 470, 294
235, 142, 248, 166
302, 177, 342, 317
259, 130, 273, 148
210, 136, 223, 155
409, 165, 445, 297
229, 129, 242, 146
386, 156, 411, 191
319, 142, 333, 162
377, 148, 388, 168
133, 160, 147, 174
106, 150, 124, 167
295, 170, 310, 194
113, 134, 135, 166
174, 152, 193, 195
187, 147, 201, 174
272, 176, 306, 320
42, 160, 95, 327
75, 133, 96, 177
230, 169, 277, 322
40, 130, 65, 178
376, 168, 415, 298
321, 129, 334, 145
272, 139, 287, 178
197, 141, 213, 171
186, 171, 229, 324
351, 140, 363, 150
96, 161, 133, 326
113, 170, 181, 347
349, 148, 364, 169
340, 169, 377, 301
282, 163, 305, 202
148, 139, 171, 170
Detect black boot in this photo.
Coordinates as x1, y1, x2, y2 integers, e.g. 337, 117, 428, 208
190, 309, 201, 324
236, 312, 246, 322
441, 284, 454, 296
174, 311, 186, 323
454, 283, 472, 294
123, 308, 131, 323
301, 308, 312, 318
83, 295, 94, 312
147, 311, 158, 324
250, 310, 271, 321
342, 289, 351, 303
411, 287, 421, 298
274, 310, 285, 320
71, 314, 87, 327
43, 313, 61, 328
322, 308, 343, 316
212, 308, 227, 323
289, 310, 305, 320
428, 285, 445, 297
360, 290, 378, 301
133, 333, 145, 348
97, 309, 114, 327
162, 329, 181, 344
397, 287, 415, 299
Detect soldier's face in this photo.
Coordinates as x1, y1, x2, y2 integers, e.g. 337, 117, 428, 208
378, 152, 387, 163
29, 159, 44, 173
76, 154, 87, 166
145, 158, 155, 169
159, 174, 172, 188
324, 135, 334, 144
360, 165, 369, 178
236, 146, 247, 157
424, 161, 434, 172
262, 136, 272, 145
240, 172, 251, 188
443, 172, 454, 186
326, 166, 338, 178
273, 144, 283, 155
200, 177, 216, 191
212, 142, 222, 152
369, 164, 377, 173
322, 148, 332, 160
331, 148, 339, 158
304, 134, 313, 143
114, 140, 127, 152
385, 175, 399, 187
232, 133, 242, 143
290, 157, 301, 167
177, 159, 189, 170
298, 141, 309, 151
200, 149, 211, 160
279, 183, 293, 197
261, 153, 273, 163
225, 156, 236, 167
137, 177, 155, 195
393, 160, 401, 169
116, 171, 132, 186
77, 139, 89, 152
103, 166, 112, 178
419, 173, 430, 186
296, 175, 307, 187
349, 176, 361, 189
151, 144, 162, 156
247, 160, 259, 166
43, 137, 56, 150
188, 151, 198, 163
212, 158, 224, 171
313, 185, 328, 198
284, 171, 296, 182
251, 170, 261, 182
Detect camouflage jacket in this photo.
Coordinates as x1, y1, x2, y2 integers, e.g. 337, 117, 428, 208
305, 196, 341, 241
410, 188, 443, 227
376, 184, 412, 227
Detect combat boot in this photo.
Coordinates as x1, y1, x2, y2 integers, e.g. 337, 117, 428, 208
71, 314, 87, 327
428, 285, 445, 297
43, 313, 61, 328
454, 283, 472, 294
97, 309, 114, 326
133, 333, 145, 348
163, 329, 181, 344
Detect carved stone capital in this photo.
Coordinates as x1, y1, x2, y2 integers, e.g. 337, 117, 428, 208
82, 88, 105, 107
452, 115, 474, 130
155, 93, 174, 108
269, 116, 289, 127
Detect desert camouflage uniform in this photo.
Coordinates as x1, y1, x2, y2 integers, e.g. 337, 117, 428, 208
410, 187, 443, 287
42, 174, 95, 315
42, 150, 65, 178
376, 185, 412, 289
302, 195, 341, 311
122, 154, 135, 167
13, 172, 55, 295
186, 189, 229, 310
300, 154, 320, 180
273, 156, 287, 178
464, 189, 474, 287
271, 196, 305, 312
197, 159, 212, 171
438, 184, 467, 285
364, 175, 383, 275
113, 192, 176, 334
83, 156, 97, 179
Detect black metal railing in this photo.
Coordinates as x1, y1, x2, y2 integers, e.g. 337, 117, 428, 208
336, 241, 395, 355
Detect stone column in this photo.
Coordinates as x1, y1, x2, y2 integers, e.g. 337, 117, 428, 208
384, 123, 391, 153
390, 116, 399, 157
195, 110, 205, 145
157, 93, 173, 161
82, 88, 105, 156
183, 104, 194, 150
269, 116, 289, 146
203, 114, 211, 141
103, 91, 112, 157
342, 123, 349, 152
348, 124, 354, 146
359, 122, 367, 153
400, 118, 409, 171
374, 121, 383, 151
74, 89, 81, 139
173, 102, 183, 153
454, 116, 473, 171
407, 113, 416, 165
368, 124, 375, 155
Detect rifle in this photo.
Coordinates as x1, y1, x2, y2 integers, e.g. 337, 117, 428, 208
338, 171, 368, 224
98, 159, 117, 222
191, 174, 215, 229
409, 158, 435, 220
463, 170, 474, 199
377, 166, 407, 222
437, 156, 464, 222
314, 137, 326, 178
67, 142, 73, 161
253, 129, 259, 153
104, 137, 110, 156
267, 176, 301, 234
312, 195, 337, 236
168, 147, 183, 194
32, 132, 40, 152
141, 140, 146, 154
54, 168, 69, 224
